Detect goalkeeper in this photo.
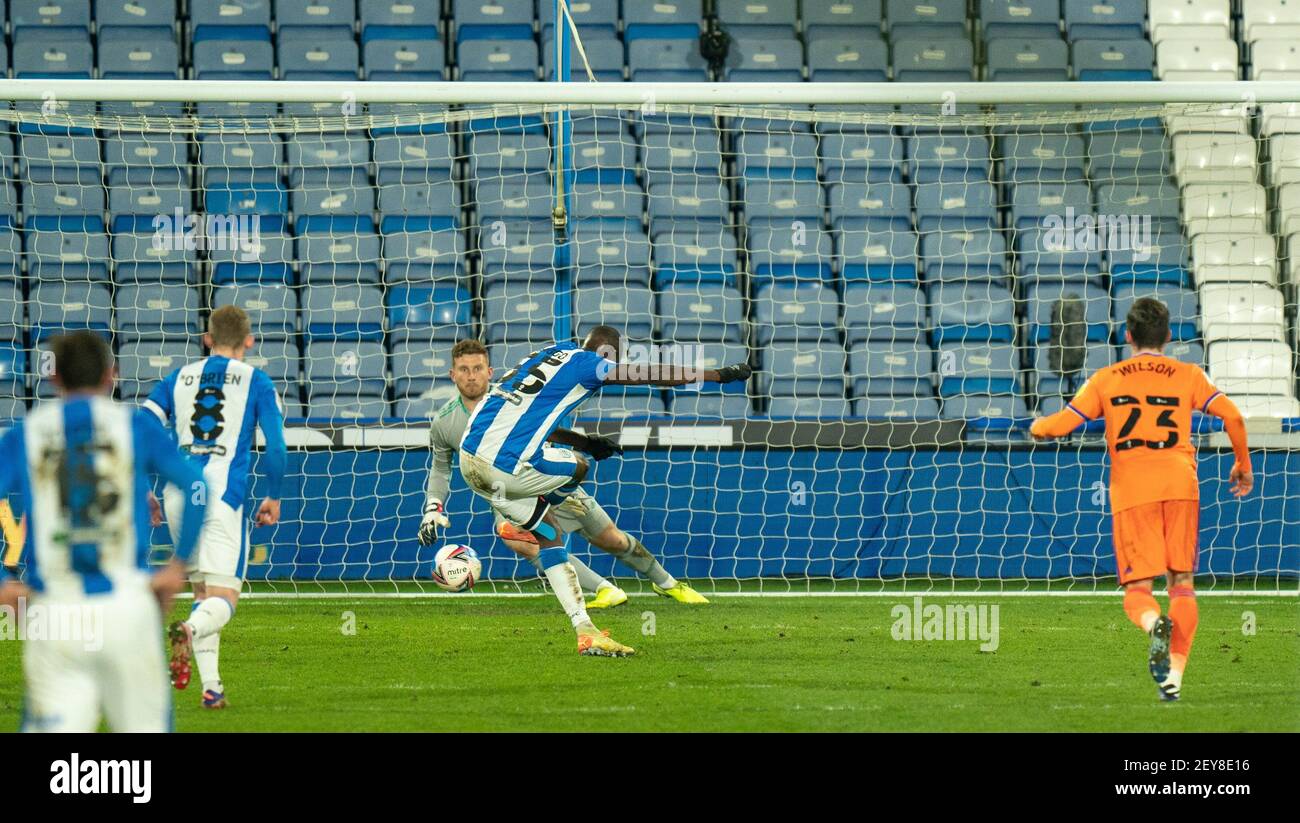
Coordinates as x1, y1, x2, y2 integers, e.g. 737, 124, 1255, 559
419, 339, 709, 608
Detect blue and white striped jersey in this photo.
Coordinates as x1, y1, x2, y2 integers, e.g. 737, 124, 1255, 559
143, 355, 287, 508
0, 396, 206, 600
460, 341, 613, 474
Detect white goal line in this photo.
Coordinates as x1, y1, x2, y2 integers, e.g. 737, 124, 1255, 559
0, 79, 1297, 105
218, 590, 1300, 602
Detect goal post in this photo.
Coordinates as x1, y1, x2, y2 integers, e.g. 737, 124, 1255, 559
0, 78, 1296, 595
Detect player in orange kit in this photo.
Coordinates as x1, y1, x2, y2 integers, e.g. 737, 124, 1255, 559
1030, 297, 1253, 701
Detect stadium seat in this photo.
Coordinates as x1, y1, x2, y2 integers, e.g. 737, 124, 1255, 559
209, 231, 294, 285
1191, 234, 1277, 286
842, 282, 927, 344
1200, 284, 1286, 344
725, 37, 804, 82
191, 29, 275, 80
483, 282, 557, 342
98, 0, 177, 32
1072, 39, 1155, 81
625, 0, 703, 40
28, 282, 112, 340
477, 219, 556, 286
892, 38, 976, 82
658, 283, 746, 342
359, 0, 440, 33
1062, 0, 1146, 40
0, 282, 24, 342
1009, 182, 1093, 229
1108, 228, 1190, 286
382, 225, 466, 283
753, 282, 840, 344
887, 0, 967, 40
1149, 0, 1231, 44
387, 285, 472, 346
747, 223, 834, 281
736, 134, 819, 181
936, 339, 1020, 397
457, 39, 538, 82
856, 395, 941, 419
908, 134, 992, 183
389, 342, 452, 400
1182, 184, 1268, 239
1000, 133, 1087, 183
1024, 283, 1110, 342
761, 342, 846, 396
985, 38, 1071, 82
647, 180, 730, 238
98, 28, 181, 77
27, 231, 111, 282
116, 340, 201, 401
13, 31, 94, 78
378, 179, 462, 229
920, 230, 1008, 284
115, 283, 199, 335
652, 228, 741, 286
821, 134, 903, 184
581, 388, 669, 419
303, 284, 385, 341
1086, 131, 1169, 182
571, 221, 652, 285
628, 37, 710, 81
928, 282, 1016, 343
278, 31, 361, 81
474, 179, 553, 221
211, 284, 300, 336
849, 341, 933, 397
806, 31, 890, 81
1111, 283, 1199, 341
914, 181, 997, 231
980, 0, 1063, 41
768, 397, 852, 417
1013, 226, 1104, 284
575, 285, 657, 340
1207, 341, 1295, 397
540, 0, 619, 36
20, 135, 101, 184
838, 225, 919, 282
296, 228, 382, 285
105, 134, 191, 187
1156, 38, 1238, 82
364, 33, 447, 81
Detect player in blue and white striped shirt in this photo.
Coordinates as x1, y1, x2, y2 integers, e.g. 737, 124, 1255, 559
459, 325, 750, 657
0, 331, 206, 732
142, 305, 287, 708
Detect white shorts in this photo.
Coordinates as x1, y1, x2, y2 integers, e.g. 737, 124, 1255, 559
459, 447, 579, 529
164, 486, 249, 591
492, 489, 615, 541
22, 589, 171, 733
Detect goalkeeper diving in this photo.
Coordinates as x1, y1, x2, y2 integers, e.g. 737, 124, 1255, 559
419, 338, 712, 611
436, 328, 751, 657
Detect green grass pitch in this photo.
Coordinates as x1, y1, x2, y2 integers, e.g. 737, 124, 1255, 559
0, 593, 1296, 731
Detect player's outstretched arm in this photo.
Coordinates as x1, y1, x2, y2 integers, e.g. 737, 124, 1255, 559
1205, 393, 1253, 497
418, 430, 454, 546
548, 428, 623, 460
600, 362, 752, 387
254, 372, 288, 526
138, 413, 207, 563
1031, 379, 1102, 441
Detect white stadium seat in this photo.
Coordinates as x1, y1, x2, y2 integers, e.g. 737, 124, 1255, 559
1180, 183, 1267, 239
1149, 0, 1231, 43
1231, 395, 1300, 418
1251, 40, 1300, 80
1192, 234, 1277, 286
1157, 38, 1238, 81
1163, 102, 1250, 136
1268, 134, 1300, 185
1172, 132, 1257, 186
1261, 102, 1300, 136
1243, 0, 1300, 43
1208, 341, 1296, 397
1199, 284, 1286, 344
1274, 182, 1300, 236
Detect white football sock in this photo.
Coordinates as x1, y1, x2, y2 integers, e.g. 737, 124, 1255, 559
194, 631, 221, 693
186, 596, 234, 640
613, 535, 676, 589
529, 554, 612, 594
543, 562, 594, 631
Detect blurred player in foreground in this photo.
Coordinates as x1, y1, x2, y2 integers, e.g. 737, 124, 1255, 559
419, 339, 709, 608
459, 326, 750, 656
0, 331, 206, 731
1031, 297, 1252, 701
144, 305, 287, 709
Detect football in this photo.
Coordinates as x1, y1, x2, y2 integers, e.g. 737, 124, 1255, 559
431, 544, 482, 592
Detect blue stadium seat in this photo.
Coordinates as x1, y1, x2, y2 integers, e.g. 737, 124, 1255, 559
98, 28, 181, 77
575, 286, 657, 340
762, 342, 846, 396
1095, 180, 1182, 235
936, 341, 1019, 396
1163, 339, 1204, 367
0, 341, 26, 397
929, 282, 1016, 342
474, 179, 552, 221
543, 33, 624, 81
1072, 39, 1154, 81
856, 395, 941, 419
28, 282, 112, 339
453, 0, 534, 42
628, 38, 709, 81
985, 38, 1070, 82
940, 394, 1029, 420
736, 134, 819, 181
753, 281, 840, 344
364, 33, 447, 81
643, 131, 724, 180
921, 230, 1008, 284
297, 228, 382, 284
741, 180, 823, 223
457, 39, 538, 81
625, 0, 703, 40
647, 180, 730, 238
28, 231, 110, 282
98, 0, 176, 31
108, 183, 192, 235
717, 0, 798, 37
1000, 133, 1087, 183
768, 397, 851, 417
205, 181, 289, 221
20, 135, 101, 184
190, 0, 272, 34
306, 394, 390, 421
1013, 225, 1104, 284
287, 135, 371, 187
359, 0, 440, 33
806, 30, 890, 81
804, 0, 883, 36
116, 340, 201, 401
277, 0, 357, 33
191, 29, 275, 80
580, 387, 669, 419
848, 341, 933, 397
198, 134, 283, 184
838, 225, 919, 282
478, 219, 555, 286
211, 284, 300, 336
115, 283, 199, 334
13, 1, 91, 32
658, 284, 746, 342
652, 227, 741, 286
242, 338, 301, 384
468, 133, 551, 176
0, 230, 17, 281
572, 131, 638, 183
304, 341, 388, 402
483, 282, 557, 342
828, 182, 911, 230
1063, 0, 1146, 41
303, 284, 385, 341
980, 0, 1063, 42
672, 392, 753, 418
892, 37, 975, 81
907, 134, 992, 183
373, 133, 457, 184
1010, 182, 1093, 229
394, 384, 457, 420
914, 181, 997, 232
1025, 283, 1110, 342
209, 231, 294, 285
22, 182, 106, 225
0, 282, 24, 342
290, 180, 377, 227
1033, 343, 1113, 393
887, 0, 967, 39
746, 222, 834, 282
278, 31, 361, 81
822, 134, 903, 184
387, 285, 472, 345
382, 225, 466, 282
378, 179, 462, 228
571, 221, 652, 285
540, 0, 619, 36
725, 37, 804, 82
1086, 131, 1169, 181
105, 134, 190, 187
570, 182, 646, 223
389, 342, 451, 400
843, 282, 926, 344
1111, 283, 1199, 341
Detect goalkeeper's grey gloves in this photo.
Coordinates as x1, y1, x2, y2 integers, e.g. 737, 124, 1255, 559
417, 499, 451, 546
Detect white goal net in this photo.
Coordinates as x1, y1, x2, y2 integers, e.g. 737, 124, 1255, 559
0, 81, 1296, 594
